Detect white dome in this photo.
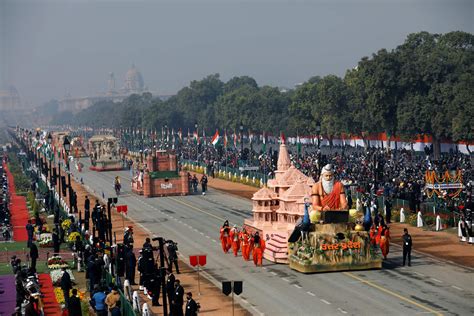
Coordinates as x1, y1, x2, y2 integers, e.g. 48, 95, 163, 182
124, 65, 144, 92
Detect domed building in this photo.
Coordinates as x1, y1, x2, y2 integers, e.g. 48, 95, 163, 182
0, 85, 21, 111
58, 65, 150, 113
123, 65, 145, 94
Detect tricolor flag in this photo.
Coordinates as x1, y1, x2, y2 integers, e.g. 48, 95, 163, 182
178, 128, 182, 142
224, 130, 228, 148
193, 131, 199, 144
262, 131, 266, 153
211, 130, 220, 146
187, 128, 191, 144
233, 131, 238, 148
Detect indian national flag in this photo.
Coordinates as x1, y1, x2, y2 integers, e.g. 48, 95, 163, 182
211, 130, 220, 146
193, 131, 199, 144
224, 130, 228, 148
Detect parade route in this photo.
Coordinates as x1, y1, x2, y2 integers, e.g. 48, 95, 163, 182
70, 159, 474, 316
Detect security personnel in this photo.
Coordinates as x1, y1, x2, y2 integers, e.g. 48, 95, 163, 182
402, 228, 412, 266
185, 292, 199, 316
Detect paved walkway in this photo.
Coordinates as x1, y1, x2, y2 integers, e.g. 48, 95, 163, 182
64, 169, 250, 316
191, 171, 474, 269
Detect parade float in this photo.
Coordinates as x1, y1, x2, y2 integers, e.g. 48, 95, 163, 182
70, 136, 88, 158
244, 142, 382, 273
88, 135, 123, 171
131, 149, 189, 197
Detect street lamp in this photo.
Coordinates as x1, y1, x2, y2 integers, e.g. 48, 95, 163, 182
63, 136, 74, 213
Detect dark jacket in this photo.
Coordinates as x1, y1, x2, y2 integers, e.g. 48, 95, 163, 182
185, 298, 199, 316
174, 285, 184, 306
30, 243, 39, 259
402, 233, 412, 249
61, 270, 72, 291
68, 295, 82, 316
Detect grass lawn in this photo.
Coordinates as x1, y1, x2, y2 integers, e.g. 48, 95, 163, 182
0, 241, 28, 252
0, 260, 50, 275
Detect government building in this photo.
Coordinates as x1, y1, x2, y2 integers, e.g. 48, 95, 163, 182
58, 65, 149, 113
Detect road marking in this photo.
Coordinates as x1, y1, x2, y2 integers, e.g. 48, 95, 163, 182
168, 196, 227, 222
320, 299, 331, 305
205, 235, 210, 239
306, 291, 316, 297
281, 277, 290, 282
200, 232, 204, 235
338, 308, 348, 314
293, 284, 302, 289
262, 267, 267, 270
451, 285, 463, 291
414, 272, 425, 277
343, 272, 443, 316
431, 278, 442, 284
212, 240, 217, 243
270, 272, 277, 276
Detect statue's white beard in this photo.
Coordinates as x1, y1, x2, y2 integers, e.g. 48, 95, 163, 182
322, 179, 334, 195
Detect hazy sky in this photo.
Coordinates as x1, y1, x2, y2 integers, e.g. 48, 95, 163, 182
1, 0, 472, 106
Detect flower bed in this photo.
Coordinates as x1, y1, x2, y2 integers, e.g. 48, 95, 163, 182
50, 269, 75, 286
54, 288, 85, 305
48, 256, 69, 269
39, 233, 53, 248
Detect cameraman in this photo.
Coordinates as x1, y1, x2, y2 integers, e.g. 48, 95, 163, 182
165, 240, 180, 274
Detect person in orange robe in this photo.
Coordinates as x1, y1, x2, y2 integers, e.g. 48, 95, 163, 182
240, 228, 250, 261
252, 232, 266, 266
230, 225, 240, 257
379, 225, 391, 259
375, 224, 383, 246
220, 220, 231, 253
369, 225, 377, 247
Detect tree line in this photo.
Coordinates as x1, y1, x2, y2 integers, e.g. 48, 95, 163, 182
50, 31, 473, 151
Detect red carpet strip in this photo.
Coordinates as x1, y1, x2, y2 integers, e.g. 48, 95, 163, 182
3, 162, 29, 241
38, 273, 62, 315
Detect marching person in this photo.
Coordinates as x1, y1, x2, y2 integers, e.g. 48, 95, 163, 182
240, 228, 250, 261
230, 225, 240, 257
219, 220, 231, 254
252, 232, 266, 267
402, 228, 413, 266
200, 174, 208, 195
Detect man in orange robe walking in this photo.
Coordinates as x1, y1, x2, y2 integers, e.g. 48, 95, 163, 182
379, 225, 390, 259
240, 228, 250, 261
220, 220, 231, 253
230, 225, 240, 257
252, 232, 266, 266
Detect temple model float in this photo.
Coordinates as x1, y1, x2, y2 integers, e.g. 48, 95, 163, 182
244, 142, 382, 273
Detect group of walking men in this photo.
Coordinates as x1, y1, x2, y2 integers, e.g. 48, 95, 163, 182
219, 220, 266, 266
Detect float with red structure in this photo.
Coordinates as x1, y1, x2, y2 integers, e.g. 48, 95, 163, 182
131, 150, 189, 197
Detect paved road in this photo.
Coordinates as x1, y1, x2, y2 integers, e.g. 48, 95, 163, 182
72, 159, 474, 316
